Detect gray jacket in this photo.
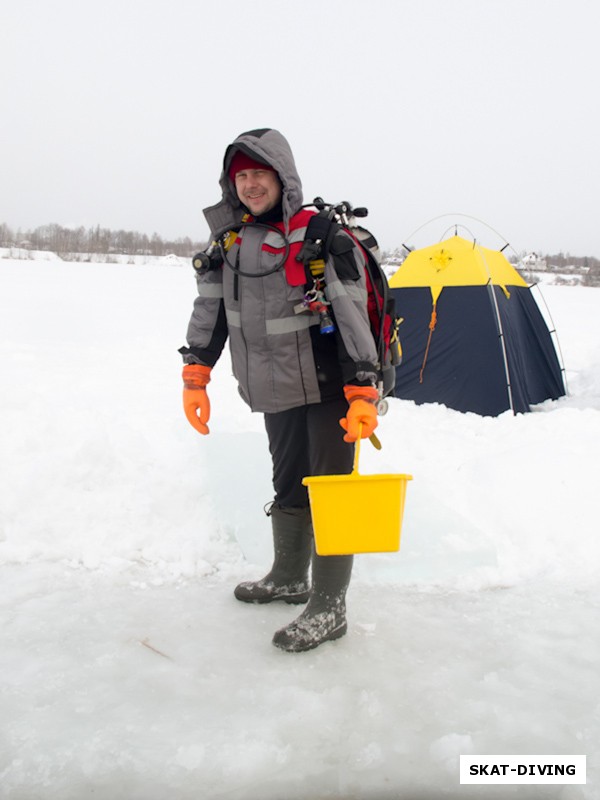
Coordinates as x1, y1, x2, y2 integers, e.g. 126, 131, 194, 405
183, 128, 378, 414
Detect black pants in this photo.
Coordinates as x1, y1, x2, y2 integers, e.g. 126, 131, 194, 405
264, 396, 354, 509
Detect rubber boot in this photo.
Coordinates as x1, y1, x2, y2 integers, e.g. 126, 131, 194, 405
234, 505, 312, 604
272, 551, 353, 652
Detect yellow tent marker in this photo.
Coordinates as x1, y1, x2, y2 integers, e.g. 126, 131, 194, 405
302, 426, 412, 556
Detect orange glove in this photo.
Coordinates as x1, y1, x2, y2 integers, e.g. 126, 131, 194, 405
182, 364, 212, 435
339, 385, 379, 442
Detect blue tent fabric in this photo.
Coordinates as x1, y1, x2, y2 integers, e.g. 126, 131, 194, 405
392, 285, 565, 416
496, 286, 565, 408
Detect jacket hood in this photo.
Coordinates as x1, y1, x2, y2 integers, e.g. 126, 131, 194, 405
203, 128, 303, 236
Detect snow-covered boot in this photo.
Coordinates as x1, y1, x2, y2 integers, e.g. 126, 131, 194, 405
234, 505, 312, 604
272, 552, 353, 652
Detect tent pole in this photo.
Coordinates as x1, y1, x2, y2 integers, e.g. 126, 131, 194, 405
476, 245, 515, 414
485, 280, 516, 415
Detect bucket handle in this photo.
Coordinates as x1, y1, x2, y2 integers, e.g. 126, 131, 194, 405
353, 426, 382, 474
352, 426, 362, 475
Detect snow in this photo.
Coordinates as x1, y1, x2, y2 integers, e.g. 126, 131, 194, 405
1, 256, 598, 799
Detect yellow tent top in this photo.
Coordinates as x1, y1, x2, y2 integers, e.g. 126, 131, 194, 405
389, 235, 528, 290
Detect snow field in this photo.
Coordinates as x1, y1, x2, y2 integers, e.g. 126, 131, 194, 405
0, 258, 598, 799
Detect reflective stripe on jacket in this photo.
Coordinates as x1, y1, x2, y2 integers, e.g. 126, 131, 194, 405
185, 211, 377, 413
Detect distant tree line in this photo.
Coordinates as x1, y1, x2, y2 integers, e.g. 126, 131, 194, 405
0, 222, 207, 258
2, 221, 600, 285
544, 252, 600, 287
582, 266, 600, 287
545, 252, 600, 269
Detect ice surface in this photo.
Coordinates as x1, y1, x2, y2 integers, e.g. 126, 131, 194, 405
0, 258, 598, 799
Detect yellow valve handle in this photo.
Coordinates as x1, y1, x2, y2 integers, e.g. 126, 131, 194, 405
369, 432, 382, 450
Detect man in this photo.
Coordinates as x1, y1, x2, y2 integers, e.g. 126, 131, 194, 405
180, 128, 379, 652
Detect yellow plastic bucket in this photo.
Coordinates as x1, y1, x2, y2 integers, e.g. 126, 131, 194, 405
302, 432, 412, 556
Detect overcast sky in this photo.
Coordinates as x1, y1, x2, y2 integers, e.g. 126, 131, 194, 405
2, 0, 599, 255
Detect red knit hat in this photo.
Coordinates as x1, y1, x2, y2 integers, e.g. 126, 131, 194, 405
228, 150, 275, 181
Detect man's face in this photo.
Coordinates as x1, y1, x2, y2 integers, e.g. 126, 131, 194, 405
234, 168, 282, 216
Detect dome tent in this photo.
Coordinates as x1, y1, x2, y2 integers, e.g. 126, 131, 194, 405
389, 233, 566, 416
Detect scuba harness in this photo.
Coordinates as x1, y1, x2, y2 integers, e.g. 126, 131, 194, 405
192, 199, 402, 409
